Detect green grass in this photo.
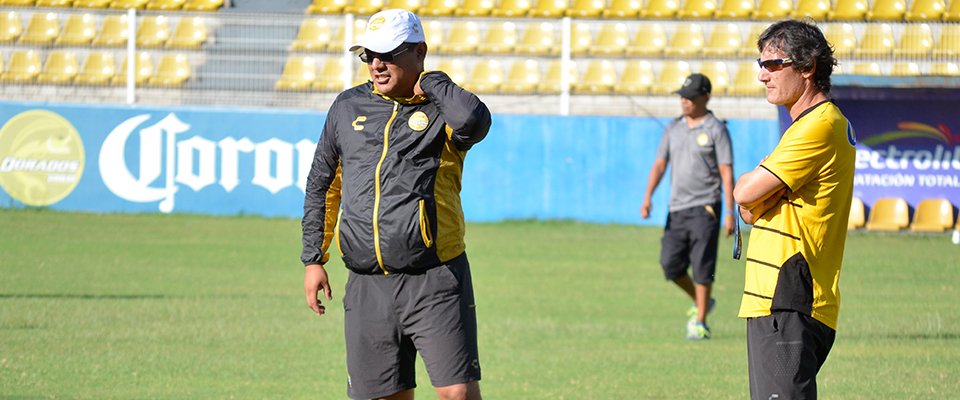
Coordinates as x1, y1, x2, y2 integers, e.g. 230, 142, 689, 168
1, 209, 958, 399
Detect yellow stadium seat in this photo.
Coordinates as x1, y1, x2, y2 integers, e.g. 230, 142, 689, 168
166, 17, 207, 49
344, 0, 384, 14
353, 60, 370, 86
181, 0, 222, 11
703, 23, 742, 57
438, 20, 480, 54
678, 0, 718, 18
419, 0, 458, 15
566, 0, 605, 17
589, 23, 630, 57
946, 0, 960, 21
315, 57, 350, 91
109, 0, 149, 8
665, 23, 704, 57
516, 21, 557, 56
328, 19, 366, 53
1, 50, 41, 84
1, 11, 23, 43
642, 0, 679, 17
55, 13, 96, 46
306, 0, 348, 14
477, 21, 518, 55
855, 24, 894, 56
0, 51, 5, 79
739, 23, 769, 57
930, 62, 960, 75
529, 0, 569, 17
890, 62, 920, 75
934, 25, 960, 57
790, 0, 829, 19
454, 0, 494, 16
384, 0, 422, 12
0, 0, 35, 5
291, 18, 331, 52
911, 199, 956, 232
501, 58, 541, 94
19, 12, 60, 45
829, 0, 868, 20
74, 0, 111, 7
114, 52, 153, 85
698, 61, 730, 95
651, 60, 691, 95
422, 19, 443, 49
491, 0, 531, 16
728, 61, 764, 96
574, 59, 616, 94
905, 0, 945, 20
276, 56, 318, 91
75, 51, 116, 85
462, 58, 503, 94
715, 0, 755, 18
602, 0, 642, 18
36, 50, 78, 84
435, 58, 467, 85
851, 62, 882, 75
569, 22, 593, 56
894, 24, 933, 57
866, 0, 906, 20
146, 0, 185, 9
614, 60, 654, 95
753, 0, 792, 19
626, 23, 666, 57
92, 13, 128, 46
539, 59, 578, 94
848, 197, 865, 229
866, 197, 910, 231
36, 0, 73, 6
823, 23, 857, 56
136, 15, 170, 48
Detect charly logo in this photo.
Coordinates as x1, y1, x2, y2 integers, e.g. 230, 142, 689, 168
408, 111, 428, 131
0, 110, 85, 206
99, 113, 317, 213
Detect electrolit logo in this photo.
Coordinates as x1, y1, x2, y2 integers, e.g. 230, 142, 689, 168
0, 110, 85, 206
856, 121, 960, 171
98, 113, 316, 213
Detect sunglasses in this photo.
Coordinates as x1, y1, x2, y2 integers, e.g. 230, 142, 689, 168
757, 58, 794, 71
733, 207, 742, 260
359, 43, 415, 64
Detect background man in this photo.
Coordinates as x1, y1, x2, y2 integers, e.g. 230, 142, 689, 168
734, 19, 856, 399
301, 9, 490, 400
641, 73, 736, 340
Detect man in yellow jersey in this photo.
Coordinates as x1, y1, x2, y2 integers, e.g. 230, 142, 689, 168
733, 19, 856, 399
301, 9, 490, 400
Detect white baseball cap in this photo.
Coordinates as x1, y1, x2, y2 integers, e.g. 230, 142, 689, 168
349, 9, 426, 53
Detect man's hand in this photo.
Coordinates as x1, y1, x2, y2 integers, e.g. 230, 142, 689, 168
304, 264, 332, 316
640, 200, 653, 219
724, 214, 736, 237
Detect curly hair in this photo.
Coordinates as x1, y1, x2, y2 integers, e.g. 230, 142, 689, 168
757, 19, 838, 96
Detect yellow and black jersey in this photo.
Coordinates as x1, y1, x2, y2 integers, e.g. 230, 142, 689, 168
738, 101, 856, 330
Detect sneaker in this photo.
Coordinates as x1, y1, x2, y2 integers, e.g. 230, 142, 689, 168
685, 298, 716, 329
686, 322, 712, 340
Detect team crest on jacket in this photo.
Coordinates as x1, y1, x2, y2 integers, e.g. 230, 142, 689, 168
697, 133, 709, 146
408, 111, 429, 131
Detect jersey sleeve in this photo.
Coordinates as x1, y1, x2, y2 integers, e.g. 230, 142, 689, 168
655, 125, 671, 162
714, 122, 733, 166
761, 114, 834, 192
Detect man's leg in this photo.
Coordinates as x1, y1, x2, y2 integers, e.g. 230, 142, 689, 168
695, 282, 712, 324
434, 381, 481, 400
673, 274, 697, 301
378, 389, 415, 400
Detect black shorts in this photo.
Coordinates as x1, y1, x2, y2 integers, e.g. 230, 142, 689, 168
343, 253, 481, 400
660, 203, 721, 284
747, 311, 836, 400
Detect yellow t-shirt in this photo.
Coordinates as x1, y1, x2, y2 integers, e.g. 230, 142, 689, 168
738, 101, 856, 330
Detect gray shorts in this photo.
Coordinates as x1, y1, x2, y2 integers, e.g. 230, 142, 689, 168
343, 253, 480, 400
660, 203, 721, 284
747, 311, 836, 400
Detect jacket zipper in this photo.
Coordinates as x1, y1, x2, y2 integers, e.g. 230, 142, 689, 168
372, 102, 399, 275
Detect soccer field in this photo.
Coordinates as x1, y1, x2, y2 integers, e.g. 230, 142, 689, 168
1, 209, 958, 399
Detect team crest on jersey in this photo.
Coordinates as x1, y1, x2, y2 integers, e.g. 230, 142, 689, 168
408, 111, 428, 131
697, 133, 709, 146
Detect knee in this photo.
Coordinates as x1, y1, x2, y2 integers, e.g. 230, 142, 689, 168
435, 381, 480, 400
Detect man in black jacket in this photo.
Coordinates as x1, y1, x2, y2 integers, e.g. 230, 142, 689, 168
301, 8, 490, 400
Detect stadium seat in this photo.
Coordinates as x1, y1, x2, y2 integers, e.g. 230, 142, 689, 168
384, 0, 422, 12
328, 19, 366, 53
344, 0, 385, 14
75, 51, 116, 85
698, 61, 730, 94
92, 13, 128, 47
314, 57, 349, 91
893, 24, 933, 57
136, 15, 170, 48
664, 23, 704, 57
823, 23, 857, 56
866, 0, 906, 20
933, 25, 960, 57
626, 23, 666, 56
538, 59, 578, 94
905, 0, 945, 20
910, 198, 955, 232
614, 60, 654, 95
19, 12, 60, 45
353, 60, 369, 86
566, 0, 605, 17
930, 62, 960, 75
166, 17, 207, 49
276, 56, 317, 91
454, 0, 495, 16
0, 0, 35, 5
477, 21, 518, 55
829, 0, 868, 20
36, 0, 74, 6
0, 50, 41, 84
715, 0, 756, 18
462, 58, 503, 94
890, 62, 921, 75
851, 62, 883, 75
569, 22, 593, 56
291, 18, 331, 52
728, 61, 764, 96
501, 59, 541, 94
739, 23, 769, 57
55, 13, 96, 46
678, 0, 718, 18
1, 11, 23, 43
589, 23, 630, 57
574, 59, 616, 94
422, 19, 443, 49
529, 0, 570, 17
438, 20, 480, 55
434, 58, 467, 85
37, 50, 79, 85
419, 0, 458, 15
146, 0, 185, 9
642, 0, 680, 17
491, 0, 532, 16
181, 0, 222, 11
306, 0, 348, 14
865, 197, 910, 231
602, 0, 643, 18
848, 197, 865, 230
753, 0, 792, 19
651, 60, 691, 95
790, 0, 830, 19
113, 52, 153, 85
515, 22, 557, 56
74, 0, 112, 7
703, 23, 742, 57
854, 24, 895, 57
946, 0, 960, 21
109, 0, 150, 9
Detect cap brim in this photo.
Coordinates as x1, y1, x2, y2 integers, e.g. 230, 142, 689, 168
349, 39, 404, 53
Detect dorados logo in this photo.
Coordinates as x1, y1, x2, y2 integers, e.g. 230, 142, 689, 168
0, 110, 85, 206
408, 112, 428, 131
368, 17, 386, 31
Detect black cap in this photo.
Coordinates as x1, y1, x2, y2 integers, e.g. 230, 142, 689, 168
674, 73, 712, 99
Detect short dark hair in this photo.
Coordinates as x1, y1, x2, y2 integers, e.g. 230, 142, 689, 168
757, 19, 837, 96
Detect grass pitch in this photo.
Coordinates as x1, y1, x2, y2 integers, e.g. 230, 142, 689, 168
1, 209, 958, 399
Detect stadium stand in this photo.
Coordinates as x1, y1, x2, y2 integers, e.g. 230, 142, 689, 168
491, 0, 532, 17
614, 59, 654, 94
91, 13, 127, 47
462, 58, 503, 93
343, 0, 384, 15
934, 24, 960, 56
642, 0, 680, 18
573, 59, 616, 94
791, 0, 831, 19
55, 13, 96, 46
829, 0, 869, 20
664, 23, 705, 56
383, 0, 422, 12
1, 0, 35, 5
678, 0, 718, 19
109, 0, 150, 9
0, 51, 5, 79
305, 0, 348, 14
590, 22, 630, 56
894, 23, 933, 57
602, 0, 642, 18
703, 23, 742, 57
454, 0, 494, 16
166, 17, 207, 49
291, 17, 331, 52
539, 59, 578, 94
890, 62, 920, 75
823, 23, 857, 56
146, 0, 186, 10
739, 23, 769, 56
328, 19, 366, 52
113, 51, 153, 85
276, 56, 317, 91
866, 0, 907, 21
1, 50, 41, 83
566, 0, 605, 18
698, 61, 730, 94
848, 197, 865, 229
477, 21, 518, 55
904, 0, 945, 21
37, 0, 74, 7
501, 58, 540, 94
754, 0, 792, 19
74, 0, 112, 7
135, 15, 170, 48
181, 0, 222, 11
419, 0, 457, 15
855, 23, 895, 57
930, 62, 960, 75
36, 50, 79, 84
715, 0, 755, 18
570, 22, 593, 55
626, 22, 666, 56
314, 57, 348, 91
439, 20, 480, 54
1, 11, 21, 43
728, 61, 765, 95
851, 62, 883, 74
422, 19, 443, 48
910, 198, 956, 232
434, 57, 467, 84
148, 52, 189, 86
529, 0, 570, 18
19, 12, 60, 45
75, 51, 116, 85
865, 197, 910, 231
515, 21, 557, 55
946, 0, 960, 21
651, 60, 691, 95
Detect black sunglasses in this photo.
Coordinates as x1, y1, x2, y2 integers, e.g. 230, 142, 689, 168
757, 58, 793, 71
359, 43, 415, 64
